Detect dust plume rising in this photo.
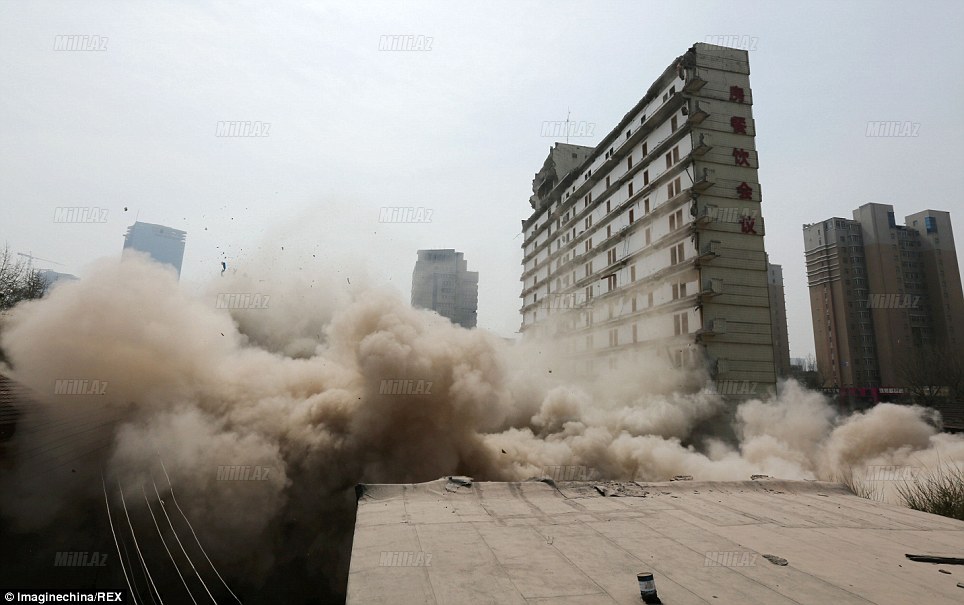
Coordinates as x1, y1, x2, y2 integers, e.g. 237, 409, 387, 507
0, 254, 961, 603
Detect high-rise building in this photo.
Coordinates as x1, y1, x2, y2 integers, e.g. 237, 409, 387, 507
803, 203, 964, 388
122, 222, 187, 278
411, 249, 479, 329
766, 259, 791, 378
520, 43, 776, 399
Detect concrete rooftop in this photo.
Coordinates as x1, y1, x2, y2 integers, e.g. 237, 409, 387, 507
348, 477, 964, 604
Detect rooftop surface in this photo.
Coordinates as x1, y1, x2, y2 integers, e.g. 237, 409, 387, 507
348, 477, 964, 604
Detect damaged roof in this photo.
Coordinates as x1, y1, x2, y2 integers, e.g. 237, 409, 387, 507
348, 477, 964, 604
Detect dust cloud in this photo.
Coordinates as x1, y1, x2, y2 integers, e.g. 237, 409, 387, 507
1, 254, 961, 603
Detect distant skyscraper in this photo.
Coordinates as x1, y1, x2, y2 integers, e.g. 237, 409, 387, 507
122, 222, 187, 278
766, 259, 791, 378
803, 203, 964, 388
411, 249, 479, 328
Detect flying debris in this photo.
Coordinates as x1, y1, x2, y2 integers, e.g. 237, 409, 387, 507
221, 261, 227, 275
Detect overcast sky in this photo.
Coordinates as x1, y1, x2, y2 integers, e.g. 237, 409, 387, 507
2, 0, 962, 359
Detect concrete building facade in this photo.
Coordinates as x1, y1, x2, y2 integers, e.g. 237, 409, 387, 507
803, 203, 964, 388
122, 221, 187, 278
411, 249, 479, 329
519, 43, 776, 398
767, 260, 792, 378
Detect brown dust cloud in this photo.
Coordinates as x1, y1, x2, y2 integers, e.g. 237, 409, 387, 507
1, 253, 962, 603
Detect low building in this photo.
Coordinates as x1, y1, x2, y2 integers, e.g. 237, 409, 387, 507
348, 476, 964, 604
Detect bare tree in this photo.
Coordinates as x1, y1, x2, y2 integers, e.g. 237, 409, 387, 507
790, 353, 823, 390
899, 343, 962, 406
0, 244, 48, 312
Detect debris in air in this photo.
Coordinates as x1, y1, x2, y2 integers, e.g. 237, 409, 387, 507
763, 554, 788, 566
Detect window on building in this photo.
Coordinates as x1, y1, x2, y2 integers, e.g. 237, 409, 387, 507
643, 170, 649, 185
642, 142, 648, 157
609, 327, 618, 347
674, 312, 688, 335
666, 152, 673, 170
644, 198, 650, 213
585, 261, 592, 277
628, 182, 634, 198
606, 274, 617, 292
671, 115, 678, 132
629, 209, 635, 224
606, 200, 611, 213
645, 228, 651, 245
631, 265, 637, 281
585, 215, 592, 229
627, 156, 633, 170
632, 323, 638, 343
606, 175, 611, 188
607, 225, 612, 239
607, 248, 616, 264
648, 292, 654, 307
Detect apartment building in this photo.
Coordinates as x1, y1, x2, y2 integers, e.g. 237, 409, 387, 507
411, 249, 479, 329
767, 259, 792, 378
520, 43, 776, 398
803, 203, 964, 388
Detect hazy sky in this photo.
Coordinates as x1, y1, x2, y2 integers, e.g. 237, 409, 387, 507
2, 0, 962, 358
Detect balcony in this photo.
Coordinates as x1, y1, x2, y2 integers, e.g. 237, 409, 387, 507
694, 204, 717, 226
692, 167, 715, 193
686, 100, 709, 125
698, 240, 722, 260
701, 277, 723, 297
691, 132, 712, 157
697, 318, 726, 337
683, 75, 706, 94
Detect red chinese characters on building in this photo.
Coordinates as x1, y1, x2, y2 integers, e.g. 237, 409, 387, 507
736, 181, 753, 200
730, 116, 747, 134
739, 215, 758, 234
733, 148, 750, 167
729, 86, 745, 103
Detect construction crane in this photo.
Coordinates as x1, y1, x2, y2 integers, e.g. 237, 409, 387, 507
17, 252, 64, 268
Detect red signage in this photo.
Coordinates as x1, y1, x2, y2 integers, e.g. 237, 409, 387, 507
739, 215, 757, 234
